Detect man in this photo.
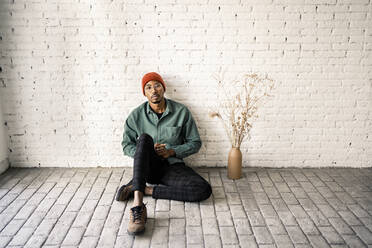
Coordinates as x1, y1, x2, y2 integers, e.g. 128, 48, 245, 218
117, 72, 212, 235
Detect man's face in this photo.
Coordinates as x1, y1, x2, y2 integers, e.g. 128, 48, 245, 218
144, 80, 165, 104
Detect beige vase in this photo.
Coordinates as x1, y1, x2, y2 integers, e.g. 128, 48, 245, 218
228, 147, 242, 179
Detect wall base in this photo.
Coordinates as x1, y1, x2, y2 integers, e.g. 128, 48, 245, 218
0, 158, 9, 175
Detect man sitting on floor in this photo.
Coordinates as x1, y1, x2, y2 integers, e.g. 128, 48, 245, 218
116, 72, 212, 235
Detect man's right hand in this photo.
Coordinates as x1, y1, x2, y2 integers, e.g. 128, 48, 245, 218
154, 143, 175, 158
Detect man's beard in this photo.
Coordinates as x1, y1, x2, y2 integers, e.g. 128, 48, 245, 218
152, 100, 161, 104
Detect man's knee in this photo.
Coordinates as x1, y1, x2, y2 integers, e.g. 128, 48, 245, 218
138, 133, 153, 143
136, 133, 154, 148
191, 181, 212, 202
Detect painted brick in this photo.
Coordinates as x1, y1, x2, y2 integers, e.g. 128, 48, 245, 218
0, 1, 370, 169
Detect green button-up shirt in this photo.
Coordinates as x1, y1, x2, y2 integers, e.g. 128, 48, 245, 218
121, 98, 202, 164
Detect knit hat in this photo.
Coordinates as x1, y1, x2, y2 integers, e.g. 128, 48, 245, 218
141, 72, 166, 95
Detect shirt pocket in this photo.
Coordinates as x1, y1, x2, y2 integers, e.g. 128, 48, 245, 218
164, 126, 182, 144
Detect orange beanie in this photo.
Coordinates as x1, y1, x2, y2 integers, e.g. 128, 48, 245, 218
141, 72, 166, 95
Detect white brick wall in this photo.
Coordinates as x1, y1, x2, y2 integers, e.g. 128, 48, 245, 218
0, 0, 371, 168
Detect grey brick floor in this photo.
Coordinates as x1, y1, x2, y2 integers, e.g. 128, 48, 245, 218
0, 167, 371, 248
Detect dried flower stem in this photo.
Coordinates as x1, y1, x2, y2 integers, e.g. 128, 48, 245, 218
210, 72, 274, 148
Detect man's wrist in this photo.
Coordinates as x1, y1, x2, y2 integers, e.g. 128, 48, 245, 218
169, 149, 176, 157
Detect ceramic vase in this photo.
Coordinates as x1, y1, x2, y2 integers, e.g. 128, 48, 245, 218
228, 147, 242, 179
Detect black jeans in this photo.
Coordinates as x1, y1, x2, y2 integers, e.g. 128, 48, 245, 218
131, 133, 212, 202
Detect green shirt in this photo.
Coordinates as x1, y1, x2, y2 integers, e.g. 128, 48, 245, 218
121, 98, 202, 164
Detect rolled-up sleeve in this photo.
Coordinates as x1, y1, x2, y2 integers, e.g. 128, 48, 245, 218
121, 117, 138, 158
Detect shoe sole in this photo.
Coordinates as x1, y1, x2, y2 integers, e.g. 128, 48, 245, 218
115, 185, 133, 201
127, 227, 145, 236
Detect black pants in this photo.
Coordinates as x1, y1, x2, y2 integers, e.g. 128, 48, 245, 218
131, 133, 212, 202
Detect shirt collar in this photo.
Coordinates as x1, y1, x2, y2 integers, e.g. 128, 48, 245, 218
146, 98, 172, 116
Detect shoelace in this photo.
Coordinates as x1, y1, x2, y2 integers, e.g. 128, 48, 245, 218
132, 207, 143, 222
131, 204, 146, 222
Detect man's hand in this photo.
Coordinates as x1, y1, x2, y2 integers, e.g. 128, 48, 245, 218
154, 143, 175, 158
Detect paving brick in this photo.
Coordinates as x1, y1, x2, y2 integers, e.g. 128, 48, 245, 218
230, 205, 246, 219
220, 226, 239, 245
155, 211, 169, 227
265, 217, 287, 235
238, 235, 258, 248
270, 198, 289, 212
329, 217, 354, 235
307, 192, 327, 205
275, 182, 291, 193
200, 204, 215, 218
214, 198, 229, 212
169, 234, 186, 248
259, 204, 277, 219
298, 198, 317, 211
24, 235, 47, 248
62, 227, 85, 246
0, 219, 25, 236
273, 234, 294, 248
307, 210, 330, 226
212, 187, 225, 199
307, 235, 330, 248
351, 226, 372, 244
318, 226, 345, 245
338, 210, 362, 226
185, 202, 201, 226
0, 236, 11, 248
224, 182, 237, 192
170, 203, 185, 218
254, 192, 270, 205
347, 204, 370, 218
318, 186, 336, 199
227, 193, 242, 205
97, 227, 117, 247
217, 210, 234, 226
260, 178, 274, 187
44, 212, 76, 245
155, 199, 170, 211
327, 198, 348, 211
170, 218, 185, 235
264, 187, 280, 198
242, 198, 259, 211
204, 234, 222, 248
233, 218, 252, 235
247, 210, 266, 226
7, 227, 34, 246
297, 218, 319, 235
202, 218, 219, 235
210, 177, 223, 187
186, 226, 203, 244
281, 192, 299, 205
84, 219, 105, 236
65, 197, 85, 212
277, 210, 297, 226
288, 204, 308, 218
252, 226, 273, 244
325, 182, 344, 192
79, 236, 99, 248
342, 235, 366, 248
317, 204, 339, 218
286, 225, 309, 244
115, 235, 134, 248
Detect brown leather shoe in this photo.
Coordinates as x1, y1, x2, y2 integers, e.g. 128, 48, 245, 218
115, 183, 133, 201
127, 204, 147, 235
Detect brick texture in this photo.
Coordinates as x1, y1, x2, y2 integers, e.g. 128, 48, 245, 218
0, 1, 371, 168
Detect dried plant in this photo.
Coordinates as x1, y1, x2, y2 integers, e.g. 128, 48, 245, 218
209, 72, 274, 148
